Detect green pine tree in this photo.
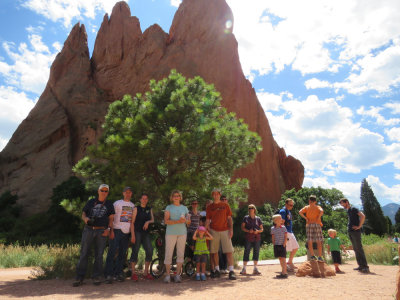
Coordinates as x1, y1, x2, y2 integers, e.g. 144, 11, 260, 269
395, 207, 400, 233
360, 178, 387, 235
74, 70, 262, 210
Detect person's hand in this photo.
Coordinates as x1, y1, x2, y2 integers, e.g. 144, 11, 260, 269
102, 229, 110, 237
179, 216, 186, 223
109, 230, 115, 240
143, 221, 149, 231
229, 229, 233, 239
249, 229, 254, 234
131, 235, 136, 244
352, 225, 361, 230
84, 217, 90, 224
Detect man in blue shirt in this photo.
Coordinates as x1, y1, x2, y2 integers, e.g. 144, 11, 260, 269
279, 198, 299, 271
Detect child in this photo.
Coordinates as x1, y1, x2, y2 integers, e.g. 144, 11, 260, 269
193, 226, 213, 281
327, 229, 345, 273
271, 214, 288, 278
299, 195, 324, 262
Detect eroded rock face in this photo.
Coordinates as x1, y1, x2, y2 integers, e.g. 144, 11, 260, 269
0, 0, 304, 214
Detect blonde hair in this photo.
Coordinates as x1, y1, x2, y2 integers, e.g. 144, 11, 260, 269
328, 229, 337, 236
170, 190, 183, 202
248, 204, 257, 214
272, 214, 282, 224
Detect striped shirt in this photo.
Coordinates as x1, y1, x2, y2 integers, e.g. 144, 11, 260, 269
270, 225, 287, 245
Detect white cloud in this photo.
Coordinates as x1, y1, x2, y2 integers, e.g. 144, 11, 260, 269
385, 102, 400, 114
395, 174, 400, 180
357, 106, 400, 126
22, 0, 122, 28
0, 34, 59, 95
385, 127, 400, 142
226, 0, 400, 94
363, 175, 400, 205
263, 93, 397, 174
0, 86, 36, 124
170, 0, 181, 7
305, 78, 332, 89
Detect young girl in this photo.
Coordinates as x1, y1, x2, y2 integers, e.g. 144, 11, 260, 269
271, 214, 288, 278
193, 226, 213, 281
327, 229, 345, 273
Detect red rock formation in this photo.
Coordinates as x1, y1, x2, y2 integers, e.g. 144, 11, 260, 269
0, 0, 303, 214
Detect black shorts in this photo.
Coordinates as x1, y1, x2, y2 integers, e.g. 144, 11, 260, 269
194, 254, 208, 263
331, 250, 341, 264
274, 245, 286, 258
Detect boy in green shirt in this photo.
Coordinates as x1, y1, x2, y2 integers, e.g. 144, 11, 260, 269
327, 229, 345, 273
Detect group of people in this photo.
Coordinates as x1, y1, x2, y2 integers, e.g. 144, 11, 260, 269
72, 184, 370, 287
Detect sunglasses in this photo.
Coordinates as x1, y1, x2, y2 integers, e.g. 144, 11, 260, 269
248, 207, 255, 210
100, 190, 109, 193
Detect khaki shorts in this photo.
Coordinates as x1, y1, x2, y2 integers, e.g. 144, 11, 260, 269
209, 229, 233, 254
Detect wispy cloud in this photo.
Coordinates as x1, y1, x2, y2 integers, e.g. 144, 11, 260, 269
227, 0, 400, 95
22, 0, 122, 28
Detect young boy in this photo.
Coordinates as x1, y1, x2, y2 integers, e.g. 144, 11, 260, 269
271, 214, 288, 278
299, 195, 324, 262
327, 229, 345, 273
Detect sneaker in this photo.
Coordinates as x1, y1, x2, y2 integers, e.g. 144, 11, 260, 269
221, 269, 228, 274
228, 271, 236, 280
164, 275, 171, 283
317, 256, 324, 262
353, 266, 361, 271
143, 274, 154, 280
287, 266, 295, 272
214, 270, 220, 278
359, 267, 370, 274
131, 273, 139, 282
210, 270, 216, 278
72, 278, 83, 287
105, 275, 113, 284
276, 273, 288, 279
253, 268, 261, 275
240, 268, 246, 275
195, 274, 201, 281
92, 277, 102, 286
174, 274, 182, 283
200, 274, 207, 281
116, 274, 125, 282
310, 255, 317, 261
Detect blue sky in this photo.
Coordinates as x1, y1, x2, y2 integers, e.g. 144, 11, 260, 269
0, 0, 399, 207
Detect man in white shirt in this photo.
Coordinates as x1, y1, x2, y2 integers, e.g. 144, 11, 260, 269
104, 187, 135, 283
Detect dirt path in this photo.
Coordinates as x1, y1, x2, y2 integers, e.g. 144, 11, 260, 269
0, 261, 397, 299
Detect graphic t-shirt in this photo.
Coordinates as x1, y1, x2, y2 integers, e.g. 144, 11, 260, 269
83, 198, 115, 228
165, 204, 189, 235
113, 199, 135, 234
206, 202, 232, 231
328, 237, 341, 252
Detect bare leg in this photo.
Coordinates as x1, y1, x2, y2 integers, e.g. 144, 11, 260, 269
317, 242, 322, 257
176, 262, 183, 275
201, 262, 206, 273
279, 257, 287, 274
144, 261, 150, 276
288, 248, 298, 266
308, 241, 315, 256
165, 264, 171, 276
130, 262, 136, 274
226, 252, 233, 267
196, 262, 201, 274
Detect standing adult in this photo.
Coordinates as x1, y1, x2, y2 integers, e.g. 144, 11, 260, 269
163, 190, 190, 283
105, 186, 135, 283
206, 188, 236, 280
339, 198, 370, 273
240, 204, 263, 275
73, 184, 115, 287
130, 193, 154, 281
218, 195, 229, 274
279, 198, 299, 271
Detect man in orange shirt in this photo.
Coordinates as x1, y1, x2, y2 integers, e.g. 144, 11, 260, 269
206, 188, 236, 280
299, 195, 324, 262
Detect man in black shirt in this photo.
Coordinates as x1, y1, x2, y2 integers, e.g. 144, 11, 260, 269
73, 184, 115, 286
339, 198, 369, 273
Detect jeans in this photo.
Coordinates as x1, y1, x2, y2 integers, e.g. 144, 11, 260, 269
243, 239, 261, 262
75, 226, 108, 279
130, 231, 153, 262
104, 229, 130, 277
349, 230, 368, 268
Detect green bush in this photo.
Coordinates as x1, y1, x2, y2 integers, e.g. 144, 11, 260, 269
364, 240, 398, 265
